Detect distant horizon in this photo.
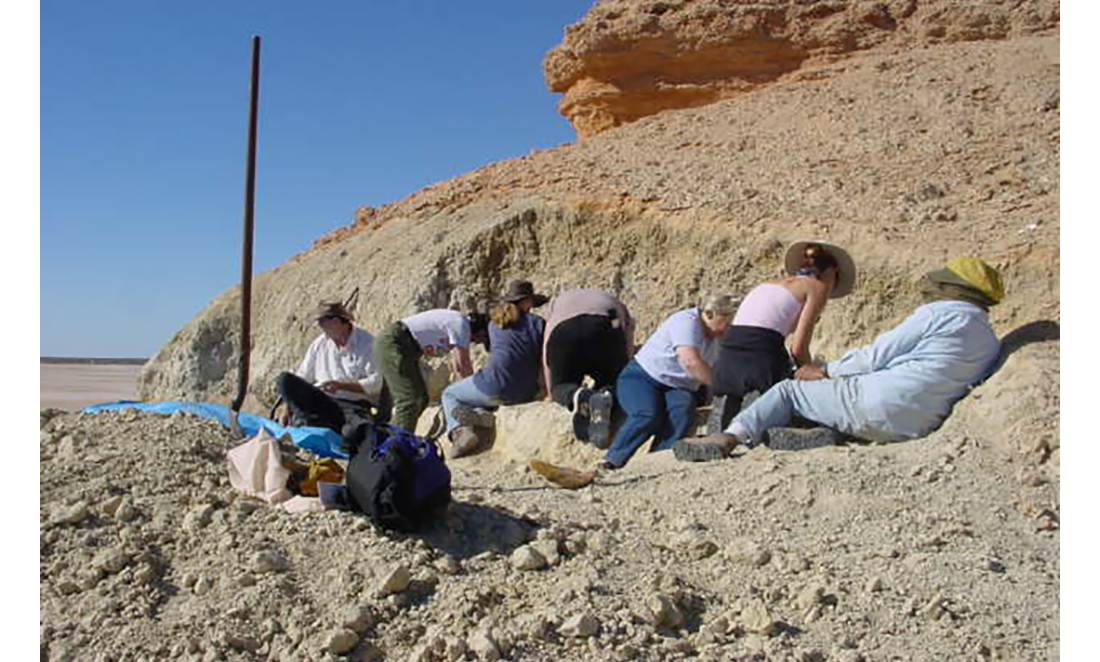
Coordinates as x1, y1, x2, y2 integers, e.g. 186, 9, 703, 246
41, 356, 148, 365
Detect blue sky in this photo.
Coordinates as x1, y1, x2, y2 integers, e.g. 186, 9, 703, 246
40, 0, 593, 358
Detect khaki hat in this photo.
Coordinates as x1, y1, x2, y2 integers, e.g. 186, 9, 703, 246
784, 240, 857, 299
501, 280, 549, 307
314, 301, 354, 322
930, 256, 1004, 304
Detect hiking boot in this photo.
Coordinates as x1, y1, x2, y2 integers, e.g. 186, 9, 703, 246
763, 426, 841, 452
587, 388, 615, 449
673, 433, 738, 462
448, 426, 485, 459
452, 405, 496, 429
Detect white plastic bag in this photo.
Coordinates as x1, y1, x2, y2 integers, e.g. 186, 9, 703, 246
227, 428, 292, 504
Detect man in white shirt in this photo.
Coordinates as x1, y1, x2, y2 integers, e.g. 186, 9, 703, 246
276, 301, 385, 433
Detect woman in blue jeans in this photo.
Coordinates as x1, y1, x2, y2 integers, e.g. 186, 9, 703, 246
599, 294, 735, 470
441, 280, 547, 457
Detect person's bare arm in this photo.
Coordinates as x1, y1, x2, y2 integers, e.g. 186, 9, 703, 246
676, 345, 713, 386
451, 345, 474, 378
788, 280, 828, 367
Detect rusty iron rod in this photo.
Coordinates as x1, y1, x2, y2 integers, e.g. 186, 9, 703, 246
231, 35, 261, 416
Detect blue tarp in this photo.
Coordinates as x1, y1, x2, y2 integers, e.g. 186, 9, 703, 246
80, 400, 349, 459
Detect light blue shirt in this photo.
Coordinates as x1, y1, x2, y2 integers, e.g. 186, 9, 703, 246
824, 300, 1001, 440
634, 307, 719, 390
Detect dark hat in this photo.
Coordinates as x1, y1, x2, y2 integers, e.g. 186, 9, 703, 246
501, 280, 549, 307
314, 301, 354, 323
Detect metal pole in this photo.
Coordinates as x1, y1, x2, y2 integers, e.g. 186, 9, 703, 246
231, 35, 261, 421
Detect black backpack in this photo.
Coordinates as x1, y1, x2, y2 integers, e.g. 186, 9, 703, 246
344, 423, 451, 531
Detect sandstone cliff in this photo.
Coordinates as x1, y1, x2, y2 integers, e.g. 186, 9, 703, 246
545, 0, 1059, 137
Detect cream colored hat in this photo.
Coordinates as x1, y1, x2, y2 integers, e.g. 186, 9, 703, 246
784, 240, 857, 299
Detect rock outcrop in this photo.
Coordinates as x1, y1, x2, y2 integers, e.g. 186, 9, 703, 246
544, 0, 1060, 137
137, 2, 1058, 470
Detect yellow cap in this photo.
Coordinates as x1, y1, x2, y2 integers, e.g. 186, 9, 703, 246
945, 257, 1004, 304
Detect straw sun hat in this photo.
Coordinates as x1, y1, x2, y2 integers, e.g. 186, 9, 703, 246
784, 240, 857, 299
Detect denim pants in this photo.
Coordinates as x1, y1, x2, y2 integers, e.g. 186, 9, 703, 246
441, 375, 502, 433
602, 360, 697, 468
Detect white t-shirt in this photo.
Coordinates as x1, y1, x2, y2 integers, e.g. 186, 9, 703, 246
296, 326, 383, 403
633, 307, 719, 390
401, 309, 471, 358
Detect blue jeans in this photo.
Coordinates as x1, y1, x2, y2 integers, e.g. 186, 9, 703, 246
603, 360, 698, 468
441, 376, 502, 433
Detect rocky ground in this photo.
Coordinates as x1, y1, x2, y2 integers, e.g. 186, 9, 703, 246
40, 327, 1059, 662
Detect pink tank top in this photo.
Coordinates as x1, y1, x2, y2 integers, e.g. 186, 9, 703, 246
733, 283, 804, 337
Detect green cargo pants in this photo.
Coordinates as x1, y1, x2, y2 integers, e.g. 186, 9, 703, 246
375, 321, 429, 433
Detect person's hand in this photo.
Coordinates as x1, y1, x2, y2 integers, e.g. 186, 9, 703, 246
795, 365, 828, 381
319, 380, 342, 393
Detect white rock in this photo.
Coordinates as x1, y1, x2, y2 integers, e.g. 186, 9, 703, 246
377, 564, 412, 595
55, 502, 91, 525
467, 630, 500, 661
865, 576, 884, 593
343, 604, 375, 634
740, 600, 782, 636
649, 595, 685, 629
434, 556, 462, 575
729, 540, 771, 567
530, 539, 562, 567
115, 501, 138, 522
559, 613, 600, 638
324, 628, 360, 655
510, 545, 548, 571
93, 549, 132, 575
794, 585, 824, 611
183, 504, 214, 531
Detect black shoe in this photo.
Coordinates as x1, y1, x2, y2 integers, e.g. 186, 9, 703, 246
587, 388, 614, 449
673, 434, 737, 462
763, 426, 841, 451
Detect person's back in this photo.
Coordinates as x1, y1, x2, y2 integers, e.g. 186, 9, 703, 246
474, 311, 546, 404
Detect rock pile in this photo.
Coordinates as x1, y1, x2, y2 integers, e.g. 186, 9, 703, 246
41, 372, 1059, 660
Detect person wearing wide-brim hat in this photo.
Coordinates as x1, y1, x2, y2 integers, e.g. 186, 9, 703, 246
706, 239, 857, 433
676, 256, 1004, 461
439, 280, 548, 458
274, 300, 386, 434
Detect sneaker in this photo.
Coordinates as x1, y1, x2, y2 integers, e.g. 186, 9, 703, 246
449, 426, 485, 458
763, 426, 841, 452
453, 405, 496, 429
673, 433, 738, 462
587, 388, 614, 449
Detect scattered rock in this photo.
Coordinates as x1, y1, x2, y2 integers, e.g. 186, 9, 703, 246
510, 545, 548, 571
559, 613, 600, 638
377, 564, 412, 596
